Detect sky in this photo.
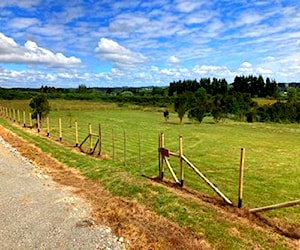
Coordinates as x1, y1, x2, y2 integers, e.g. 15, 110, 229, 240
0, 0, 300, 88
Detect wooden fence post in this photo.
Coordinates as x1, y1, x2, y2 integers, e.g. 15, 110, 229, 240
160, 132, 165, 179
89, 123, 92, 151
238, 148, 245, 208
29, 113, 32, 128
138, 132, 142, 174
37, 114, 40, 133
123, 130, 127, 167
75, 121, 79, 147
13, 109, 16, 122
17, 110, 20, 124
46, 117, 50, 136
112, 128, 115, 161
98, 123, 102, 155
23, 111, 26, 127
59, 118, 62, 141
158, 133, 161, 175
179, 136, 184, 187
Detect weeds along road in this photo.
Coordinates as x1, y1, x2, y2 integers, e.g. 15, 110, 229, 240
0, 136, 124, 250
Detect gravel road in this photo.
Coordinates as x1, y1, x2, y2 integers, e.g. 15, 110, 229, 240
0, 136, 124, 250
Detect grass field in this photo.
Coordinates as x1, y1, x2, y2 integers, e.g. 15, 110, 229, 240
0, 99, 299, 249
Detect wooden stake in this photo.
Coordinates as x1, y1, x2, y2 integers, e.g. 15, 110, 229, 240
59, 118, 62, 141
238, 148, 245, 208
138, 132, 142, 174
179, 136, 184, 187
17, 110, 20, 124
75, 121, 79, 147
112, 128, 115, 161
98, 123, 102, 155
160, 133, 165, 179
37, 114, 40, 133
123, 130, 127, 167
158, 133, 161, 176
23, 111, 26, 127
89, 123, 92, 151
46, 117, 50, 136
29, 113, 32, 128
13, 109, 16, 122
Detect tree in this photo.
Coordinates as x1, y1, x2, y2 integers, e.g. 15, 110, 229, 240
264, 78, 279, 98
211, 94, 227, 122
188, 88, 208, 123
77, 84, 88, 93
175, 92, 192, 123
29, 94, 50, 120
287, 87, 300, 103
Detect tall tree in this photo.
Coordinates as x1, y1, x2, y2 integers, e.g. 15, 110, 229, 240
211, 94, 227, 122
29, 93, 50, 120
175, 92, 192, 123
188, 88, 208, 123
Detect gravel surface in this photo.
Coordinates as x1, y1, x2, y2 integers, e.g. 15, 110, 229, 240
0, 136, 124, 250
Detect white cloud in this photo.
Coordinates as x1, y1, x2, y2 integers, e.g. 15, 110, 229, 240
191, 65, 236, 81
109, 15, 149, 34
0, 0, 40, 9
167, 56, 180, 65
186, 12, 214, 24
95, 38, 147, 69
0, 68, 56, 86
0, 33, 20, 54
240, 61, 252, 68
239, 12, 264, 25
264, 56, 275, 62
9, 18, 40, 29
193, 65, 228, 74
257, 67, 273, 74
0, 33, 81, 67
175, 0, 205, 13
160, 68, 180, 77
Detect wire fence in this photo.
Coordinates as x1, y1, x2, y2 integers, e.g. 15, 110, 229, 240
1, 106, 300, 211
0, 107, 159, 177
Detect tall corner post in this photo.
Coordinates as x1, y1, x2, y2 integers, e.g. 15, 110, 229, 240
159, 132, 165, 180
179, 135, 184, 187
238, 148, 245, 208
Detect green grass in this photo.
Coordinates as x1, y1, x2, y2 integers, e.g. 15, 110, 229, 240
0, 99, 299, 249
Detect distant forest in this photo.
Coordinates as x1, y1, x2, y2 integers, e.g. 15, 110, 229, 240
169, 75, 278, 98
169, 75, 300, 124
1, 75, 300, 124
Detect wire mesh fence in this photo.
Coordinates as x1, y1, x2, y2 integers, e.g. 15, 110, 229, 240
0, 107, 159, 177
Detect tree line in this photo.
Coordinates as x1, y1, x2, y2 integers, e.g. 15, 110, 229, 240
171, 75, 300, 124
169, 75, 278, 98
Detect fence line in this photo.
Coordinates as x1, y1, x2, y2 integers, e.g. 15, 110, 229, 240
2, 106, 298, 211
0, 107, 157, 176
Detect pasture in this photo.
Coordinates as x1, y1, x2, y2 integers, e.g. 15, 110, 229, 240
0, 99, 299, 249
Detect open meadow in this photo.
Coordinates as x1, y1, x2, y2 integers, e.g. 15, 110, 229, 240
0, 98, 299, 249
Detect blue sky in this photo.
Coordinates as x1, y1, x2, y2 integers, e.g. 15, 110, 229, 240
0, 0, 299, 88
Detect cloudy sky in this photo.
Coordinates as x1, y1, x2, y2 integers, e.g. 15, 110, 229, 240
0, 0, 299, 88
